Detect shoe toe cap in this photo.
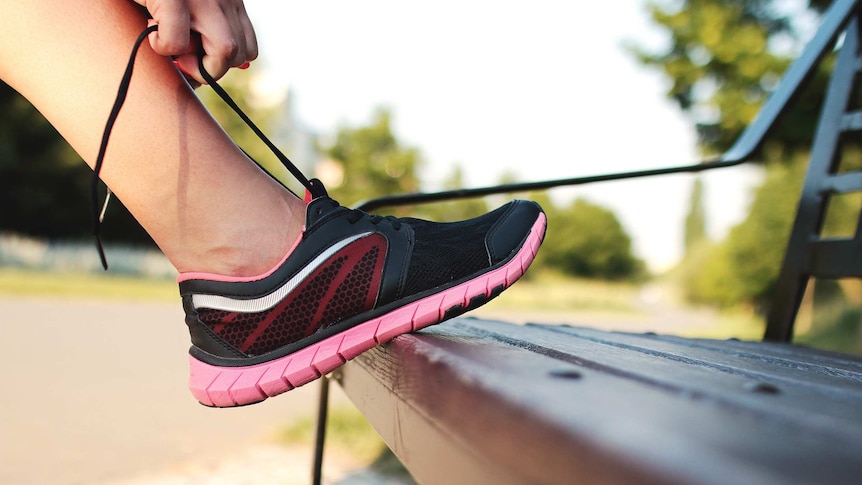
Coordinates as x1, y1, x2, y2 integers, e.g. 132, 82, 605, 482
486, 200, 544, 263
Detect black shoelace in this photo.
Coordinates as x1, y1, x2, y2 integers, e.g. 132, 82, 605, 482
92, 25, 324, 269
343, 202, 401, 229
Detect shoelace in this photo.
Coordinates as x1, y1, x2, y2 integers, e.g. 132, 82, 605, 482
310, 198, 401, 230
345, 205, 402, 230
92, 25, 325, 269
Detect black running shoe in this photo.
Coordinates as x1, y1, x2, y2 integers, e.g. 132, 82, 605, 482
181, 181, 546, 406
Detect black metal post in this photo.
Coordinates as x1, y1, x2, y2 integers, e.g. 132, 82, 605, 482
312, 376, 330, 485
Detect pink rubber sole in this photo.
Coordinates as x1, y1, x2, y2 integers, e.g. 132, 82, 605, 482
189, 213, 546, 407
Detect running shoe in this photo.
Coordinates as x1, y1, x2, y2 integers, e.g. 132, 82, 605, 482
180, 180, 546, 407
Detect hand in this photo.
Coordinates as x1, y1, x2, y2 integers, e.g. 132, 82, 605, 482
133, 0, 258, 84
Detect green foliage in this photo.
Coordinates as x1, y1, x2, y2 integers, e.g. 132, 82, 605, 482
407, 169, 644, 281
540, 197, 645, 281
325, 109, 422, 210
277, 405, 412, 479
277, 405, 387, 463
640, 1, 862, 312
683, 159, 805, 309
469, 171, 645, 281
634, 0, 829, 156
796, 280, 862, 356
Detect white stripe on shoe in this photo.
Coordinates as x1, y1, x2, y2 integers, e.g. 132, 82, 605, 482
191, 232, 373, 313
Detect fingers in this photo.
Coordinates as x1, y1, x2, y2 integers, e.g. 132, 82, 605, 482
144, 1, 191, 57
139, 0, 258, 84
236, 1, 258, 63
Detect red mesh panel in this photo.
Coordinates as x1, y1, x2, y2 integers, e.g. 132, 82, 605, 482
199, 234, 387, 355
320, 246, 381, 324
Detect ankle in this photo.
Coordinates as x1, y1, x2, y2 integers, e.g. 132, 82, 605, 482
221, 233, 300, 277
172, 197, 306, 279
175, 227, 303, 279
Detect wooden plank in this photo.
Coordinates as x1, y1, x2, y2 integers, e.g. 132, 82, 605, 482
337, 329, 674, 485
471, 321, 862, 442
547, 324, 862, 393
337, 318, 862, 485
651, 332, 862, 373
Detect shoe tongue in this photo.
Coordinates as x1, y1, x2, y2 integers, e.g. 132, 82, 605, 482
304, 178, 329, 203
303, 179, 338, 227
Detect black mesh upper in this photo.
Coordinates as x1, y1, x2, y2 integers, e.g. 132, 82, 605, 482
399, 206, 505, 296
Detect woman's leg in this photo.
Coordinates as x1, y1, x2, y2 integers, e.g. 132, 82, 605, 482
0, 0, 305, 277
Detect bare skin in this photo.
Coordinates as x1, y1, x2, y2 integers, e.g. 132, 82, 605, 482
0, 0, 305, 277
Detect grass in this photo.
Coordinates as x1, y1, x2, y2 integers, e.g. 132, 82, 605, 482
277, 405, 387, 463
480, 270, 643, 314
677, 310, 766, 341
795, 295, 862, 356
276, 404, 413, 480
0, 267, 177, 301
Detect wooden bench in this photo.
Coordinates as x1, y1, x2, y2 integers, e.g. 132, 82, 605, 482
336, 318, 862, 484
315, 1, 862, 483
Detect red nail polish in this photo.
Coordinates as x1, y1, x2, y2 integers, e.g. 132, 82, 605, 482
173, 59, 192, 76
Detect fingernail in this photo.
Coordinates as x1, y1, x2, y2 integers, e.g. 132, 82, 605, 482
238, 62, 251, 70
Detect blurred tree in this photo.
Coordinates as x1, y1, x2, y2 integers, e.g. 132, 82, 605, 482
325, 109, 422, 211
684, 158, 806, 308
633, 0, 831, 156
541, 197, 645, 281
635, 0, 860, 309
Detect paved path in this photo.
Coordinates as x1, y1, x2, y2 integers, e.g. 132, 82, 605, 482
0, 296, 351, 485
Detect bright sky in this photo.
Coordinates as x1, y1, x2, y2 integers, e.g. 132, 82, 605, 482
243, 0, 764, 271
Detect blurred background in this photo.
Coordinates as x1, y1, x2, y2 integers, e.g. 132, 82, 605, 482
2, 0, 861, 483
